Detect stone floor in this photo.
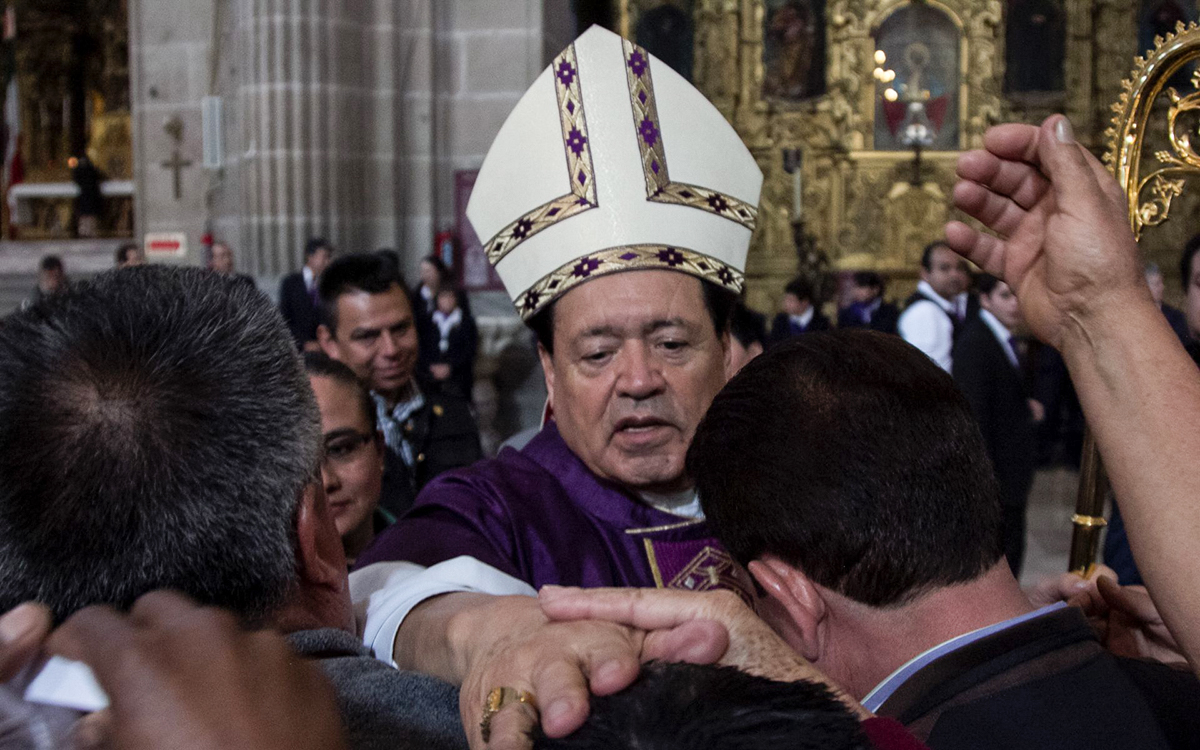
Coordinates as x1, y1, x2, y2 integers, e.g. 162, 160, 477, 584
1019, 465, 1084, 588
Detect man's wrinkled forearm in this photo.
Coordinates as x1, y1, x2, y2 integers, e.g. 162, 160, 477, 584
394, 593, 547, 685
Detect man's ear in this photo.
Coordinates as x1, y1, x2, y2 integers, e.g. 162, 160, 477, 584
748, 556, 827, 662
294, 482, 347, 589
719, 328, 733, 379
537, 342, 555, 412
316, 325, 338, 359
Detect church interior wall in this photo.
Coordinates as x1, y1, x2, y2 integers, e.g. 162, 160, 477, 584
130, 0, 545, 284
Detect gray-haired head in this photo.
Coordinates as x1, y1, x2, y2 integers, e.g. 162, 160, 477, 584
0, 266, 320, 623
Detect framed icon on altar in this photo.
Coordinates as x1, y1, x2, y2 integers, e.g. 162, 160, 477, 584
762, 0, 827, 102
872, 2, 962, 151
616, 0, 696, 81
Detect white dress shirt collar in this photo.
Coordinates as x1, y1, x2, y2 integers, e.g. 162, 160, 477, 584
979, 309, 1019, 368
916, 280, 955, 312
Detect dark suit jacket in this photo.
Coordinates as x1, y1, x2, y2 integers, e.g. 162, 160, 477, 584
838, 301, 900, 334
768, 310, 831, 346
418, 312, 479, 401
879, 607, 1200, 750
279, 271, 322, 347
379, 392, 483, 518
952, 317, 1036, 508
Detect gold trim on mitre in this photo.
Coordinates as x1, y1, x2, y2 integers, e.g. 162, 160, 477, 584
484, 44, 599, 266
514, 244, 744, 320
621, 39, 758, 230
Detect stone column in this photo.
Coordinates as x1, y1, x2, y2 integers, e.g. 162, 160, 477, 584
210, 0, 376, 276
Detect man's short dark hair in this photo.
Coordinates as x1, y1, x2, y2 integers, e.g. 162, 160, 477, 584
1182, 235, 1200, 290
305, 237, 331, 257
39, 255, 63, 273
920, 241, 950, 270
688, 330, 1004, 607
303, 351, 377, 433
783, 276, 814, 303
318, 253, 410, 333
528, 274, 737, 355
730, 302, 767, 350
114, 243, 139, 266
851, 270, 884, 293
532, 662, 869, 750
975, 273, 1003, 296
0, 267, 320, 623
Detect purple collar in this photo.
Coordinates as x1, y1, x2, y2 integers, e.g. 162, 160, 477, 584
520, 421, 705, 532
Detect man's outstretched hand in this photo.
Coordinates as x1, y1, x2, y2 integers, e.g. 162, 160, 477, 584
538, 586, 869, 719
440, 593, 728, 750
0, 603, 52, 683
46, 591, 348, 750
945, 115, 1150, 350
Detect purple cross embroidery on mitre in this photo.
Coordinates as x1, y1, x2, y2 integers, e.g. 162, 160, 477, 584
706, 194, 730, 213
512, 217, 534, 240
717, 266, 735, 285
556, 61, 576, 87
522, 291, 541, 314
572, 257, 602, 278
628, 51, 648, 77
639, 118, 659, 147
657, 248, 685, 267
566, 127, 588, 156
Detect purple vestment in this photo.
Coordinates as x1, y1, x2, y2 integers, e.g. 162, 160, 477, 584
357, 422, 750, 599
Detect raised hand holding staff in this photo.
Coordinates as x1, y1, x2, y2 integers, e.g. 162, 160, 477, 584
946, 114, 1200, 676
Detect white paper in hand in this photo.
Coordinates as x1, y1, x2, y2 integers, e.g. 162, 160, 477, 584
22, 657, 108, 713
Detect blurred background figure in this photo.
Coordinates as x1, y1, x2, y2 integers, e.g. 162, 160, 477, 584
22, 255, 68, 310
837, 271, 899, 334
280, 237, 334, 351
769, 276, 829, 345
1146, 261, 1189, 344
419, 283, 478, 401
953, 274, 1042, 576
728, 301, 767, 373
207, 242, 256, 289
898, 242, 962, 372
414, 254, 451, 318
952, 258, 978, 323
114, 242, 143, 268
1184, 235, 1200, 344
70, 155, 104, 239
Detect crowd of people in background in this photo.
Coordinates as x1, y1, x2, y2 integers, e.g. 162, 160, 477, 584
3, 24, 1200, 750
23, 224, 1198, 584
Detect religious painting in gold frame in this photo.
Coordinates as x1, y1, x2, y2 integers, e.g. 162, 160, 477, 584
762, 0, 828, 102
617, 0, 698, 81
871, 1, 962, 150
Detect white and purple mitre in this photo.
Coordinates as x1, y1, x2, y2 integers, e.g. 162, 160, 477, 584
467, 25, 764, 321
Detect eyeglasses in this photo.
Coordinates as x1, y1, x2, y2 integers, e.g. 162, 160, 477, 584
321, 431, 375, 465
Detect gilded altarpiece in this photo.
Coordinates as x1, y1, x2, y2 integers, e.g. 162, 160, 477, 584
619, 0, 1146, 309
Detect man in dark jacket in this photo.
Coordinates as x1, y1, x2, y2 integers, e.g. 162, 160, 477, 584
0, 268, 465, 750
952, 274, 1042, 576
682, 330, 1200, 750
769, 276, 830, 345
837, 271, 900, 334
280, 238, 334, 350
318, 254, 482, 517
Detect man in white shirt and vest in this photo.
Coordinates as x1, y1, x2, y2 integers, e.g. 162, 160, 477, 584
898, 241, 965, 371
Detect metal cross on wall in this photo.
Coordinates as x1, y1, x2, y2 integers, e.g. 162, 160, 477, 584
160, 150, 193, 201
160, 116, 193, 201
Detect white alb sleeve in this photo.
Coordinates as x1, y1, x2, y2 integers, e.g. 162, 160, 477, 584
349, 556, 537, 665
